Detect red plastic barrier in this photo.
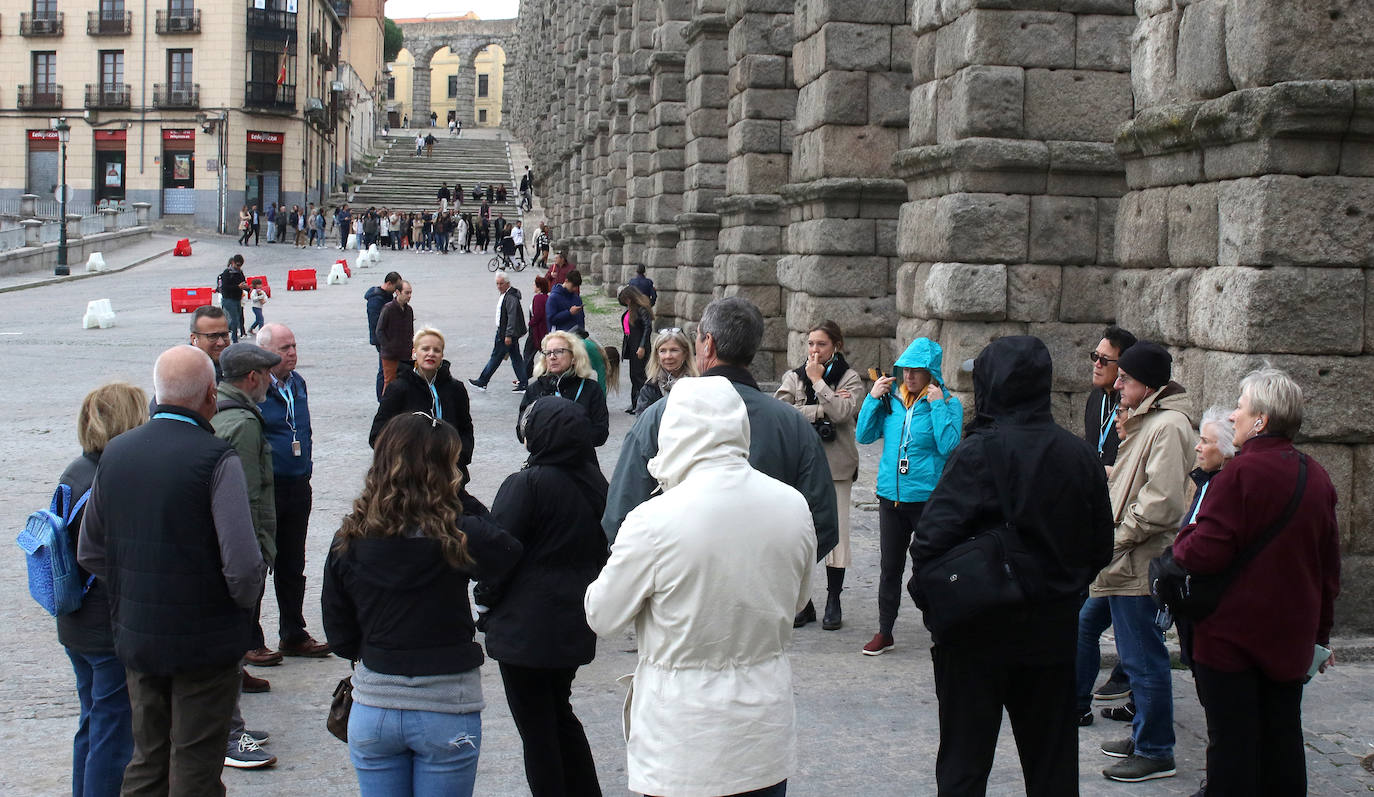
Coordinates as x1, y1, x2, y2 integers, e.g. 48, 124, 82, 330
171, 287, 214, 313
246, 275, 271, 298
173, 239, 192, 256
336, 259, 352, 278
287, 269, 317, 291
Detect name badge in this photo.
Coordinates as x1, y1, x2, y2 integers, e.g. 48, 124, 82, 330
291, 440, 302, 457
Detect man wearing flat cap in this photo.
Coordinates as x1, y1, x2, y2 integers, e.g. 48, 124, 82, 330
1086, 340, 1195, 783
212, 342, 282, 768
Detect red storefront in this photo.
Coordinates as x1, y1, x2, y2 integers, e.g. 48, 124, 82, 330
161, 128, 195, 215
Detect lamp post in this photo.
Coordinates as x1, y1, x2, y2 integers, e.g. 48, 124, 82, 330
54, 117, 70, 276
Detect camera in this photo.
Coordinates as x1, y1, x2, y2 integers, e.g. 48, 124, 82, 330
813, 418, 836, 442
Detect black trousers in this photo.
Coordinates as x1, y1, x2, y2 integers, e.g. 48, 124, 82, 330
122, 664, 240, 797
1192, 662, 1306, 796
877, 499, 925, 635
273, 475, 312, 644
932, 605, 1080, 797
626, 344, 647, 410
498, 662, 601, 797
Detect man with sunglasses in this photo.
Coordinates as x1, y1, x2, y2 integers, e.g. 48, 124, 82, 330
189, 306, 232, 382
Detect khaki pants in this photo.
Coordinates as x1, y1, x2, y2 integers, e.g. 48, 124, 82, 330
825, 478, 853, 569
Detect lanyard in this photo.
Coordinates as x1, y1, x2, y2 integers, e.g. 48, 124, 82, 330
428, 381, 443, 420
573, 380, 584, 403
1097, 397, 1119, 456
274, 375, 298, 441
153, 412, 199, 427
1187, 481, 1210, 525
898, 394, 920, 459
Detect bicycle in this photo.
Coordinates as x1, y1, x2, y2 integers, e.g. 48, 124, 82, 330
487, 248, 526, 273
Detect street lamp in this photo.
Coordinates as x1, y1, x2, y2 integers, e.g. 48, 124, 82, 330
54, 117, 71, 276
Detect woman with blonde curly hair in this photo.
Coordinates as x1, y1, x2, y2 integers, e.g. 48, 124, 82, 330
322, 412, 522, 797
517, 330, 609, 448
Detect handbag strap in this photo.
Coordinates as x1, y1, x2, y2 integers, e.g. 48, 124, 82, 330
982, 430, 1015, 529
1220, 452, 1307, 580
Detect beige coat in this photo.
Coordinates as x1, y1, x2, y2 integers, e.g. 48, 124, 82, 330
774, 365, 863, 483
1090, 384, 1195, 597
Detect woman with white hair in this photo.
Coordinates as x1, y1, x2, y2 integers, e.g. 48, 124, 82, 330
518, 330, 608, 448
1172, 368, 1341, 797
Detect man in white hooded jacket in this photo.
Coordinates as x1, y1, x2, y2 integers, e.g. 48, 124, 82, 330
585, 376, 816, 797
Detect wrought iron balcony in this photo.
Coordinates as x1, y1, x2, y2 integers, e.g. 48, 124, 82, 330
87, 11, 131, 35
153, 82, 200, 108
18, 84, 62, 109
85, 83, 131, 109
245, 80, 295, 110
155, 9, 200, 34
246, 8, 295, 40
332, 0, 349, 18
20, 11, 63, 36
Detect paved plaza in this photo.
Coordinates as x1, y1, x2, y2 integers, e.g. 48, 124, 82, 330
1, 235, 1372, 795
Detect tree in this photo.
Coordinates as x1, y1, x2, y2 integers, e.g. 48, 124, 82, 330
384, 18, 403, 63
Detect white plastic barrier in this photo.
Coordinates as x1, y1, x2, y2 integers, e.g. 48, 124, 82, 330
327, 261, 350, 285
85, 252, 108, 273
83, 299, 116, 329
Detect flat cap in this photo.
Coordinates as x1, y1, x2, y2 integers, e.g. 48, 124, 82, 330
220, 342, 281, 380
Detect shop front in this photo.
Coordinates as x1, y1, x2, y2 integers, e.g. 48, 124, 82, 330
245, 130, 284, 214
161, 128, 195, 216
26, 130, 60, 199
94, 129, 127, 206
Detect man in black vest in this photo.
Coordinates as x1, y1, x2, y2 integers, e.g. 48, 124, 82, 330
79, 346, 265, 795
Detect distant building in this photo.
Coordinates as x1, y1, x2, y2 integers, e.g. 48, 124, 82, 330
383, 14, 513, 129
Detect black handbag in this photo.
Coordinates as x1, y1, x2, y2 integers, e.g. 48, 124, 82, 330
1150, 454, 1307, 621
327, 673, 353, 743
914, 432, 1038, 636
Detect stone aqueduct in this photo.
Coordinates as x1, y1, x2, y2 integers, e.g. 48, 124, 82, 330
504, 0, 1374, 628
399, 18, 519, 127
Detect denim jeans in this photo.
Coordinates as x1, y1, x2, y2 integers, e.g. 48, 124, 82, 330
66, 648, 133, 797
1075, 596, 1114, 714
348, 703, 482, 797
1109, 595, 1175, 760
221, 299, 243, 342
476, 332, 527, 388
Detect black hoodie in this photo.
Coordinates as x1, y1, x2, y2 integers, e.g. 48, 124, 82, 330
910, 336, 1114, 641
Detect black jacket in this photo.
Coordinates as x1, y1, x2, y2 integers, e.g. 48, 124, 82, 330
477, 398, 609, 667
910, 336, 1114, 642
1084, 385, 1124, 466
621, 305, 652, 356
498, 287, 527, 339
56, 452, 113, 654
517, 371, 608, 447
370, 361, 475, 477
321, 513, 522, 676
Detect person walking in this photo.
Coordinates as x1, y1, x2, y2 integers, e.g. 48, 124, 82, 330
628, 264, 656, 306
617, 285, 654, 413
522, 276, 551, 378
364, 272, 403, 402
912, 336, 1113, 795
633, 328, 697, 413
375, 281, 415, 394
56, 383, 148, 797
265, 203, 277, 243
250, 205, 261, 246
586, 377, 816, 797
776, 320, 864, 631
853, 337, 963, 655
511, 220, 526, 264
237, 205, 252, 246
518, 331, 609, 450
77, 346, 265, 797
478, 397, 607, 797
322, 413, 522, 797
216, 255, 248, 343
468, 272, 529, 393
545, 270, 585, 333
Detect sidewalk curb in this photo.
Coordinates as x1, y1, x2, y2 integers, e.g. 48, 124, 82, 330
0, 239, 190, 295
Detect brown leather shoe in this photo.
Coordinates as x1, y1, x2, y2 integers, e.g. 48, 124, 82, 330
278, 637, 331, 658
241, 670, 271, 693
243, 647, 283, 667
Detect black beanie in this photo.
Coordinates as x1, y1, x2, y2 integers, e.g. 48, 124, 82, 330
1116, 341, 1171, 390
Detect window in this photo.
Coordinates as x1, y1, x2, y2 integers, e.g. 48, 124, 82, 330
479, 109, 487, 123
168, 49, 191, 87
447, 74, 457, 98
99, 0, 125, 17
477, 73, 488, 98
386, 76, 395, 100
33, 51, 56, 89
100, 51, 124, 90
168, 0, 193, 12
33, 0, 56, 16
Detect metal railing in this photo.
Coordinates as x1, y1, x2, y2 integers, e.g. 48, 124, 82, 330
85, 83, 132, 109
155, 8, 199, 34
87, 10, 131, 35
20, 11, 63, 35
153, 82, 199, 108
246, 7, 295, 39
246, 81, 296, 110
18, 85, 62, 109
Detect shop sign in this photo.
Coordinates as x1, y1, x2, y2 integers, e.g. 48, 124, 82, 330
163, 129, 195, 141
247, 131, 285, 145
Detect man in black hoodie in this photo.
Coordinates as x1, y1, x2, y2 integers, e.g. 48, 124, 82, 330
910, 335, 1114, 796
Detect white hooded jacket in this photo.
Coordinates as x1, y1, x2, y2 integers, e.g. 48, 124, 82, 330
584, 376, 816, 797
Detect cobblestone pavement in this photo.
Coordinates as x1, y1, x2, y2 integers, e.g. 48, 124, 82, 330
1, 235, 1371, 795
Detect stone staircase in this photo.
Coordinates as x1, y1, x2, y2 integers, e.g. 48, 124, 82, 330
347, 134, 523, 218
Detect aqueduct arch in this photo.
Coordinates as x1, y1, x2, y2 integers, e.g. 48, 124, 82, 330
396, 17, 517, 128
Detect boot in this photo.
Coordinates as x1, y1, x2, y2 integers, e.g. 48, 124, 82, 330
793, 600, 816, 628
822, 567, 844, 630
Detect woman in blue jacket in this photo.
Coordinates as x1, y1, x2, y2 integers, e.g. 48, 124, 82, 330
855, 337, 962, 656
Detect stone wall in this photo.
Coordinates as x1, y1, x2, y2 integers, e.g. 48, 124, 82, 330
509, 0, 1374, 630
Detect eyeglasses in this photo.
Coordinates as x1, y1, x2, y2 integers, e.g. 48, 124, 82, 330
410, 411, 440, 428
657, 327, 682, 336
1089, 352, 1118, 366
543, 347, 572, 357
195, 331, 231, 341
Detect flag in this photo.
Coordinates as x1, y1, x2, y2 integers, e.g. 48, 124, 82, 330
276, 40, 288, 86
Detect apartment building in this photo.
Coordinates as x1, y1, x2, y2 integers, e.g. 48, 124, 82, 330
0, 0, 383, 229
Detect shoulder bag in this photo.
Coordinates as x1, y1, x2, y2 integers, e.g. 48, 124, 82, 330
326, 667, 354, 743
1149, 453, 1307, 621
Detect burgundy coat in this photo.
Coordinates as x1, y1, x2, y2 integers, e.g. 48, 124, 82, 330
1173, 435, 1341, 682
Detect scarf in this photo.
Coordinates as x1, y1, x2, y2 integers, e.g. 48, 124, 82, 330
793, 352, 850, 405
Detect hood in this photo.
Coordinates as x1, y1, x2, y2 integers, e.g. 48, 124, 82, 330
506, 286, 522, 302
344, 534, 456, 591
522, 396, 595, 467
1128, 382, 1193, 426
551, 284, 573, 298
216, 382, 265, 421
648, 376, 750, 491
895, 337, 946, 386
970, 335, 1054, 427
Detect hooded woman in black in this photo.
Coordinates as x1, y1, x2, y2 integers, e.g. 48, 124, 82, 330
477, 397, 607, 797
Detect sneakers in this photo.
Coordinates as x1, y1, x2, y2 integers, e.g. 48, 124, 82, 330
1100, 738, 1135, 758
1101, 701, 1137, 722
1094, 672, 1132, 702
225, 732, 277, 769
862, 632, 895, 656
1078, 711, 1095, 727
467, 379, 488, 392
245, 729, 270, 745
512, 385, 526, 393
1103, 754, 1176, 783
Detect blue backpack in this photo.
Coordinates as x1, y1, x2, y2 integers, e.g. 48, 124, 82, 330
17, 484, 93, 617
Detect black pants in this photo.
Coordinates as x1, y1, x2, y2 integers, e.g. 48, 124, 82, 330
273, 475, 312, 645
122, 664, 240, 797
498, 662, 601, 797
1193, 662, 1305, 796
626, 343, 647, 410
932, 605, 1079, 797
877, 499, 925, 635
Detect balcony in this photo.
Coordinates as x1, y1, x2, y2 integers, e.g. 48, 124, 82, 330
18, 84, 62, 109
332, 0, 349, 18
20, 11, 63, 36
87, 11, 131, 35
153, 82, 199, 108
155, 8, 200, 34
85, 83, 131, 109
245, 80, 295, 111
246, 8, 295, 40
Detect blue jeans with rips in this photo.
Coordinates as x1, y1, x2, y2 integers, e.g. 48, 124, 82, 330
65, 648, 133, 797
348, 703, 482, 797
1109, 595, 1175, 760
